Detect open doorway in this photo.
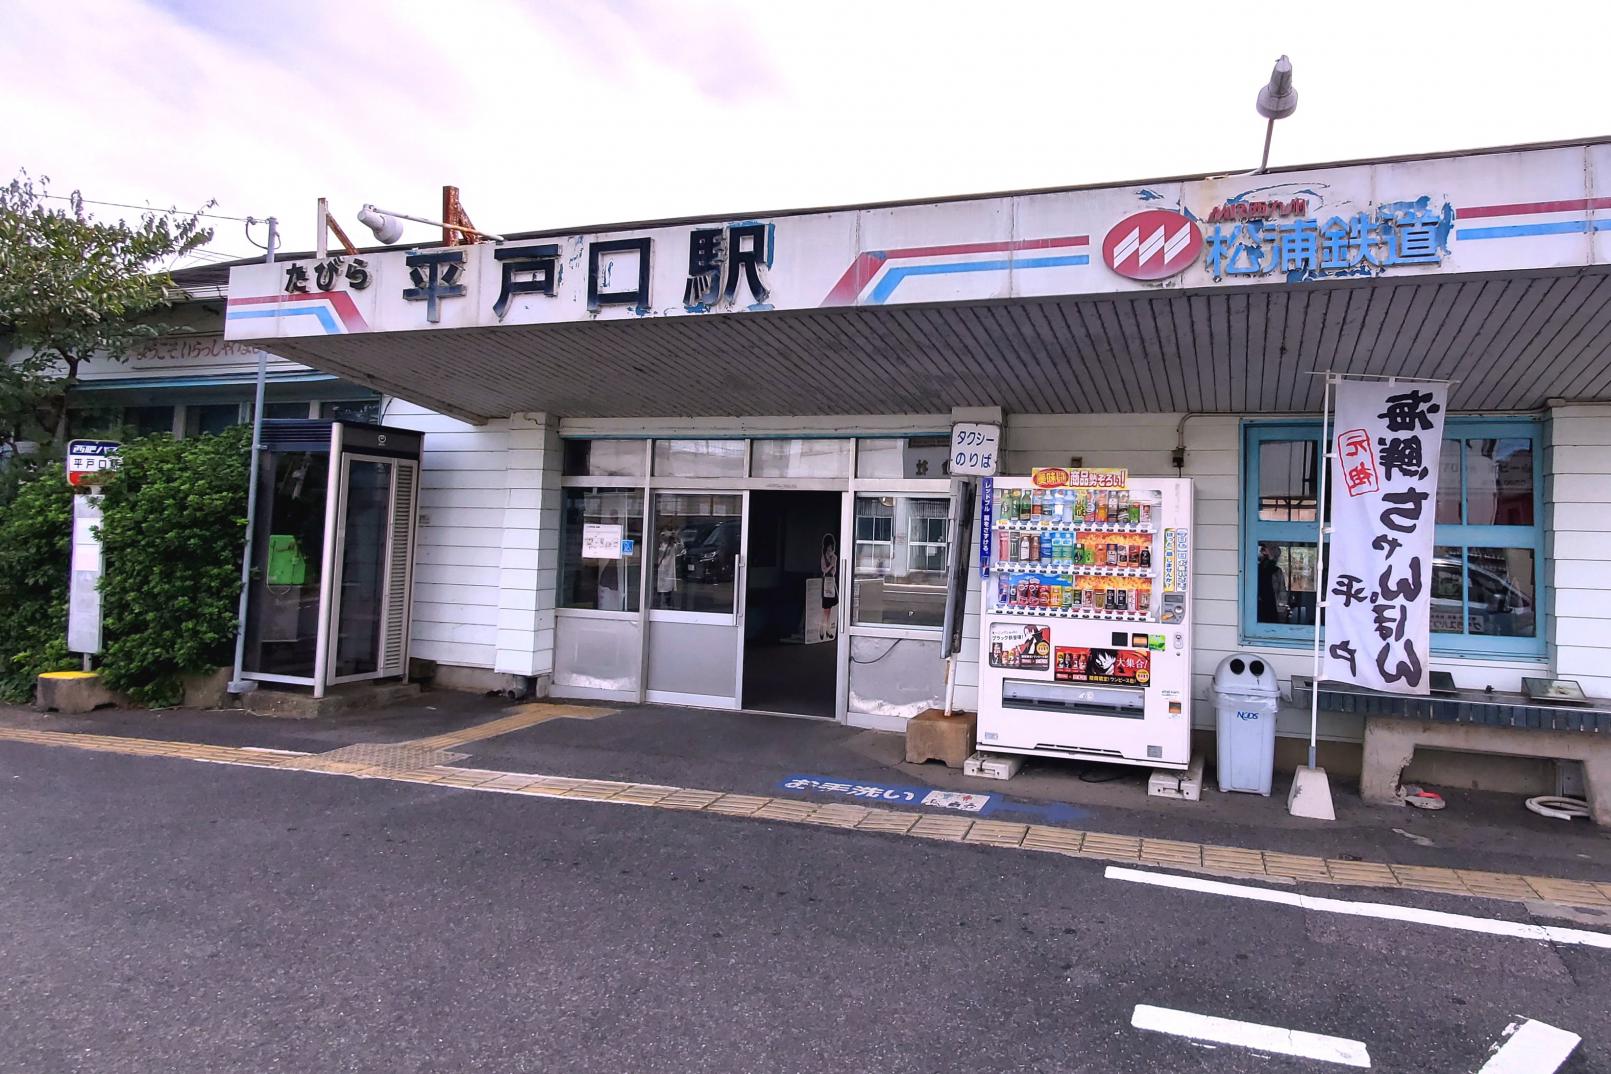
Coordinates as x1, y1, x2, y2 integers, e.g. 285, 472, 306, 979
742, 490, 841, 718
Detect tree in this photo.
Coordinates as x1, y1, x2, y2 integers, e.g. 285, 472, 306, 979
0, 173, 213, 455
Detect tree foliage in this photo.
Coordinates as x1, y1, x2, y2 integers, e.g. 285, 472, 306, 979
0, 173, 213, 453
96, 427, 248, 707
0, 464, 76, 701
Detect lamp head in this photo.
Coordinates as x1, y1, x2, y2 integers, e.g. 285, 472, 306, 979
357, 204, 405, 245
1255, 55, 1298, 121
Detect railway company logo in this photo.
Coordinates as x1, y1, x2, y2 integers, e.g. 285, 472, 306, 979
1102, 209, 1202, 281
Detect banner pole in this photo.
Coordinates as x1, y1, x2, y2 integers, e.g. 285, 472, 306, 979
1307, 373, 1335, 770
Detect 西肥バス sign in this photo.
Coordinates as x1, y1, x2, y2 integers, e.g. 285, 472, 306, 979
65, 439, 120, 487
1322, 380, 1448, 694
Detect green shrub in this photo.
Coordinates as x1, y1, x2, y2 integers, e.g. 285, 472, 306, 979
97, 427, 248, 706
0, 463, 76, 701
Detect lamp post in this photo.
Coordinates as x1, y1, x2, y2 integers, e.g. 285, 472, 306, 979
1255, 55, 1298, 173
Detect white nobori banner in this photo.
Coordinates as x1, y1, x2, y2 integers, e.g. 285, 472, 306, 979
1322, 379, 1449, 694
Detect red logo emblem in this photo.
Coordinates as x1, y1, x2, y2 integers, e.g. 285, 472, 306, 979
1102, 209, 1202, 281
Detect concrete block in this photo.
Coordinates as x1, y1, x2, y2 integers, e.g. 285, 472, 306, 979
905, 708, 976, 769
180, 667, 235, 710
243, 681, 422, 720
1287, 765, 1337, 820
33, 671, 118, 714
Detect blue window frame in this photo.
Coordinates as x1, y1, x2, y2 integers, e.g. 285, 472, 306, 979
1241, 418, 1545, 658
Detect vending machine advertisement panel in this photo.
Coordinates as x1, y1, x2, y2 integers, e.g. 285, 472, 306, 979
976, 469, 1194, 770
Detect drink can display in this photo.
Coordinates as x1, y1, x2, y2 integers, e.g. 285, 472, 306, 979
1106, 542, 1118, 566
1139, 501, 1152, 525
1137, 585, 1150, 615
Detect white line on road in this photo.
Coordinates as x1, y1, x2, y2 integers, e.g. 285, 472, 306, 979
1105, 866, 1611, 950
1474, 1018, 1581, 1074
1131, 1004, 1371, 1067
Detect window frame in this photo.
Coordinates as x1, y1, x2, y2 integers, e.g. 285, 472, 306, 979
1240, 417, 1546, 658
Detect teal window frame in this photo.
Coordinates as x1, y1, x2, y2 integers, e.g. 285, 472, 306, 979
1241, 417, 1546, 659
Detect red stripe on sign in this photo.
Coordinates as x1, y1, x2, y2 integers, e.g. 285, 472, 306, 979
819, 236, 1088, 305
1455, 197, 1611, 220
227, 291, 367, 332
885, 235, 1089, 259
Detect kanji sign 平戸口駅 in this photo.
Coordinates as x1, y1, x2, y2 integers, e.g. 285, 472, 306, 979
1323, 379, 1448, 694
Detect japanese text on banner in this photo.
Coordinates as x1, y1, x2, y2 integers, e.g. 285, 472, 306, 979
1322, 381, 1447, 694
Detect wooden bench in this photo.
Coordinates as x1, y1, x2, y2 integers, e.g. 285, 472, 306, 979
1295, 678, 1611, 825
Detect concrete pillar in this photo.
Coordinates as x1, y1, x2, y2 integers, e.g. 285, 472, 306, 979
494, 412, 561, 682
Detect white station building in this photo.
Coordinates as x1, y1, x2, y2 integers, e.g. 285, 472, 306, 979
203, 137, 1611, 790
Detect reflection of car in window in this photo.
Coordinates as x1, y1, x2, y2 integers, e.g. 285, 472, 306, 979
1430, 556, 1533, 636
686, 519, 740, 583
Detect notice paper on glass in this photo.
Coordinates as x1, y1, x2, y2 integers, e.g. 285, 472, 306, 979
581, 523, 623, 560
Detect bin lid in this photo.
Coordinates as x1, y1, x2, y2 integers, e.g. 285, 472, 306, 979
1212, 652, 1281, 696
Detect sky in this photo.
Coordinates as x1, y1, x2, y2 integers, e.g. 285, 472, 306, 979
3, 0, 1609, 266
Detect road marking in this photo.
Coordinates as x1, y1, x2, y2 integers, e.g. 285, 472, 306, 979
1474, 1018, 1581, 1074
1131, 1004, 1370, 1068
1106, 867, 1611, 949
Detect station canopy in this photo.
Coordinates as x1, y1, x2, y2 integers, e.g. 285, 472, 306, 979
224, 139, 1611, 424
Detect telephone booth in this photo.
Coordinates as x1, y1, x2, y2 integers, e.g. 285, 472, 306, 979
239, 420, 422, 697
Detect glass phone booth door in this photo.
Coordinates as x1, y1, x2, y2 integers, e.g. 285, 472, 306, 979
327, 453, 416, 686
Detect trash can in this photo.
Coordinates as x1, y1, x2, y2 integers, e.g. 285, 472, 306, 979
1213, 653, 1281, 795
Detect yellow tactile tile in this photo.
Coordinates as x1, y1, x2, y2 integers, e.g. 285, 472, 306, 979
658, 789, 723, 811
803, 804, 872, 828
1080, 833, 1142, 860
1200, 845, 1265, 875
1140, 839, 1202, 867
706, 794, 772, 817
854, 810, 921, 835
1526, 876, 1611, 907
1324, 860, 1400, 887
909, 815, 973, 842
753, 799, 819, 822
1456, 870, 1539, 901
1389, 864, 1470, 894
964, 821, 1029, 848
1263, 852, 1331, 881
611, 786, 679, 806
1021, 826, 1086, 856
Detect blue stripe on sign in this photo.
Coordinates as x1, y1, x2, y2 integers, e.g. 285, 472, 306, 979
1456, 219, 1611, 240
868, 254, 1090, 304
226, 305, 341, 333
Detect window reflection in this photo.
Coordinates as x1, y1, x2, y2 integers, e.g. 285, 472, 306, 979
652, 493, 741, 614
852, 496, 949, 627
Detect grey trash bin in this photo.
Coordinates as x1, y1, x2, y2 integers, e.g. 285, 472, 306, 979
1213, 653, 1281, 795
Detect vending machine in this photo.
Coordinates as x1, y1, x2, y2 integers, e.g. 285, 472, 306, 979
976, 468, 1194, 770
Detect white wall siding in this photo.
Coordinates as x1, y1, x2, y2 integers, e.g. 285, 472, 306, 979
384, 399, 508, 670
495, 413, 562, 678
1546, 403, 1611, 697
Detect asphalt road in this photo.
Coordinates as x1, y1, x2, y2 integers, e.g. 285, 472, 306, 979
2, 741, 1605, 1073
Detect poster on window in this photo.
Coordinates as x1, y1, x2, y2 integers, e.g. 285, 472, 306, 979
1322, 379, 1448, 694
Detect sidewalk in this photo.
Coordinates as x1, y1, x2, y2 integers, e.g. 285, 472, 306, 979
4, 690, 1608, 893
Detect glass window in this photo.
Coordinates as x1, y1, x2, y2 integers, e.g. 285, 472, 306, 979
1243, 420, 1543, 655
852, 495, 950, 627
855, 436, 950, 479
125, 405, 175, 437
1254, 540, 1322, 627
320, 399, 382, 424
751, 438, 850, 478
653, 439, 745, 478
559, 488, 644, 612
1257, 440, 1319, 522
563, 439, 646, 478
185, 403, 241, 437
263, 401, 313, 420
242, 451, 330, 678
651, 493, 742, 614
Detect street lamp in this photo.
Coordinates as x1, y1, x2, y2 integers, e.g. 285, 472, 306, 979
356, 185, 505, 245
1255, 55, 1298, 173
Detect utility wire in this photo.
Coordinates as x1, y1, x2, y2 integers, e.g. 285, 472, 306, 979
40, 192, 261, 225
